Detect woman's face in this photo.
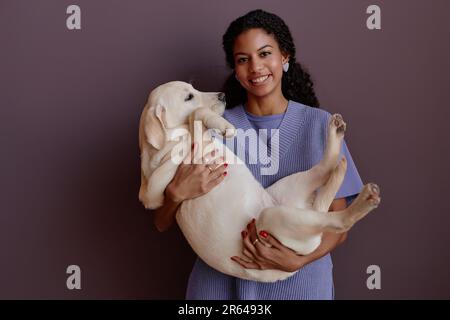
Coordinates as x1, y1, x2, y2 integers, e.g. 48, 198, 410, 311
233, 28, 289, 99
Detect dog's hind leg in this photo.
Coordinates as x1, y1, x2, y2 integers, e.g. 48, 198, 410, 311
257, 183, 380, 254
266, 114, 346, 208
319, 183, 381, 233
312, 156, 347, 212
329, 182, 380, 234
309, 114, 347, 182
320, 114, 346, 171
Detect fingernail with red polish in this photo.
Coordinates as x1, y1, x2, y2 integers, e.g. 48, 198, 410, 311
224, 163, 228, 168
251, 218, 255, 224
259, 231, 268, 238
241, 231, 247, 238
223, 172, 227, 176
246, 223, 250, 230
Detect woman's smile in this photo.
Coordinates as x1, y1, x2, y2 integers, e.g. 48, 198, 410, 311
249, 74, 273, 86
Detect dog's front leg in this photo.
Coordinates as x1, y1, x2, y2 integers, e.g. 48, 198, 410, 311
148, 140, 180, 170
140, 139, 189, 209
189, 107, 236, 138
140, 156, 181, 209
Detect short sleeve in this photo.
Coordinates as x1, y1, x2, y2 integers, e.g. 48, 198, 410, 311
336, 140, 364, 204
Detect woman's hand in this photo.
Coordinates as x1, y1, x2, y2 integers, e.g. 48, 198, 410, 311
165, 143, 228, 203
231, 219, 305, 273
230, 198, 349, 271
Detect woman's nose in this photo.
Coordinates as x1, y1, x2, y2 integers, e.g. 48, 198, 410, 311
249, 58, 263, 73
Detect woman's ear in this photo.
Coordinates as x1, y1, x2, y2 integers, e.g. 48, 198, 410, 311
281, 52, 290, 65
143, 103, 166, 150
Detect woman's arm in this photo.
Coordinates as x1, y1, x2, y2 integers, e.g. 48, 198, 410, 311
153, 147, 227, 232
153, 187, 183, 232
293, 197, 348, 268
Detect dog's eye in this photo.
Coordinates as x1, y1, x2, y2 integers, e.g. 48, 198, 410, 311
185, 93, 194, 102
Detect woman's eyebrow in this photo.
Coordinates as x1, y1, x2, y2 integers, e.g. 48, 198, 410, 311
234, 45, 273, 56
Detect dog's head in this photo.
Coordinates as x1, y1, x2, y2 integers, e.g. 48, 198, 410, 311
140, 81, 226, 150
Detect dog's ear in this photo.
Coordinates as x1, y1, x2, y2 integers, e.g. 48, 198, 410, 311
143, 103, 166, 150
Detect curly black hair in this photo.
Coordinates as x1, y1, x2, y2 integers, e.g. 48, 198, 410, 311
222, 9, 320, 109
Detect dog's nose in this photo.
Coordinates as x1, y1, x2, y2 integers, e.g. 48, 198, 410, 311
218, 92, 226, 103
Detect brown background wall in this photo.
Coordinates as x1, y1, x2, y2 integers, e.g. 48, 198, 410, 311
1, 0, 449, 299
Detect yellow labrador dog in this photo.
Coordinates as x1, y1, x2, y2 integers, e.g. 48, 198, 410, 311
139, 81, 381, 282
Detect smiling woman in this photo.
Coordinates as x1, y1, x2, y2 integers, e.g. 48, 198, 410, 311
182, 9, 365, 300
221, 10, 320, 113
233, 32, 288, 113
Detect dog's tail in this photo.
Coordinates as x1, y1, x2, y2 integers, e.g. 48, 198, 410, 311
312, 156, 347, 212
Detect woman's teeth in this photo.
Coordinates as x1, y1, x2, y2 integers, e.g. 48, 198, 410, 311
250, 75, 270, 84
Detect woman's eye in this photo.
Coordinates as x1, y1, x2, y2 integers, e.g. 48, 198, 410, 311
185, 93, 194, 101
237, 53, 270, 64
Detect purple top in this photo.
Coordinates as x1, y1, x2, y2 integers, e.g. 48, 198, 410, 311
186, 100, 364, 300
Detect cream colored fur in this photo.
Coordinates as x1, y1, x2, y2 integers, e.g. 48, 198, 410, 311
139, 81, 381, 282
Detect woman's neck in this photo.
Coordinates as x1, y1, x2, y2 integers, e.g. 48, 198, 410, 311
244, 94, 289, 116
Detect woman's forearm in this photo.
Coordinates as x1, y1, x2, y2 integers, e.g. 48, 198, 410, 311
296, 232, 346, 268
295, 197, 348, 268
153, 186, 183, 232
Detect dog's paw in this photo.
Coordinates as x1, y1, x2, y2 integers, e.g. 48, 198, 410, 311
211, 103, 225, 115
361, 183, 381, 207
330, 114, 346, 136
216, 120, 236, 137
224, 126, 236, 137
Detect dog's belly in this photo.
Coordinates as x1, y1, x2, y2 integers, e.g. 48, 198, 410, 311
175, 141, 323, 282
177, 163, 265, 252
176, 160, 296, 282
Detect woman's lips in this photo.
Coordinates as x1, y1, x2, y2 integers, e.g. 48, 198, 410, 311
249, 74, 272, 86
